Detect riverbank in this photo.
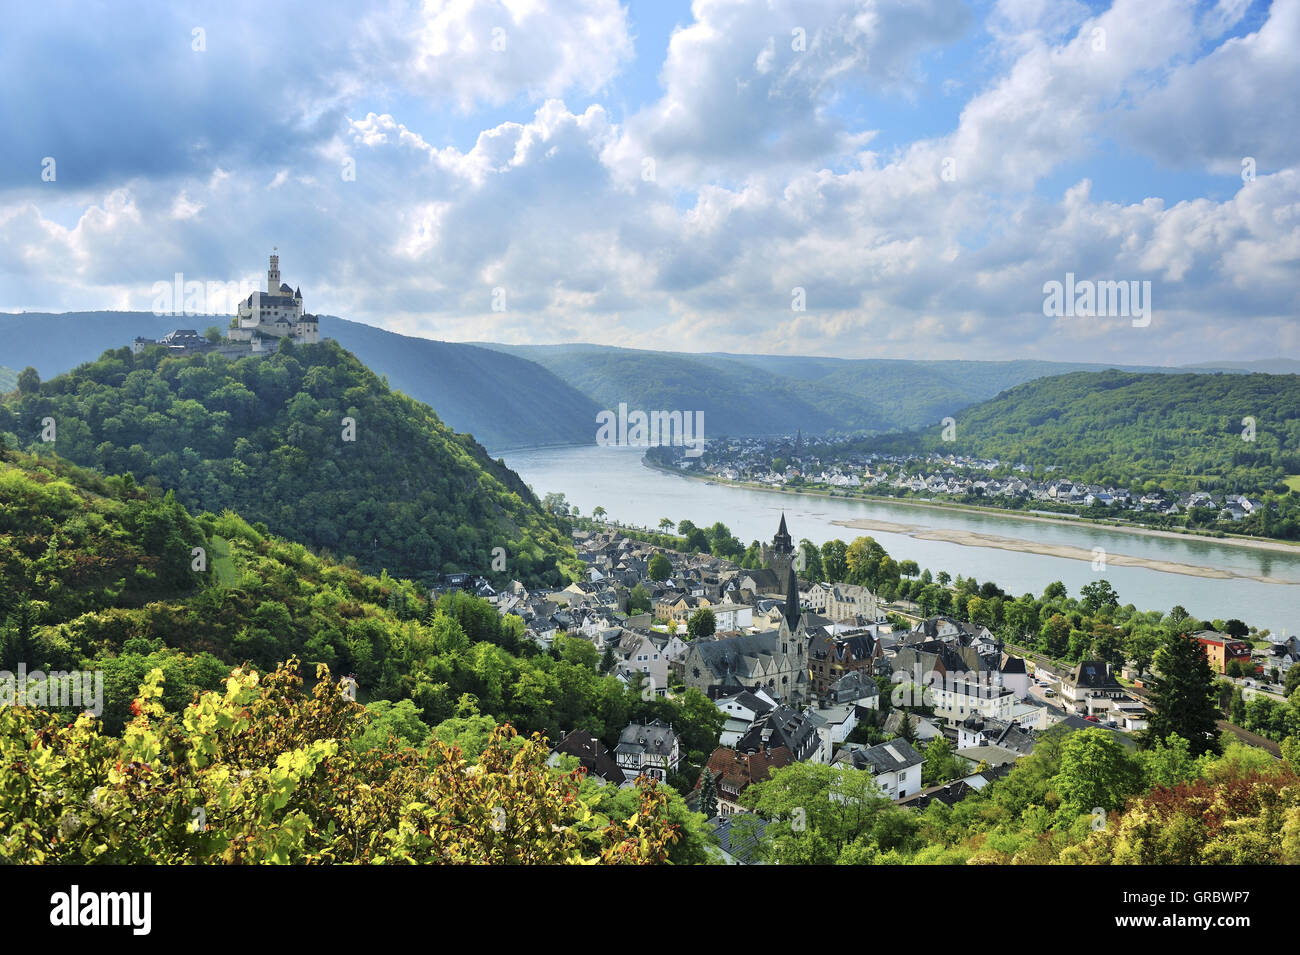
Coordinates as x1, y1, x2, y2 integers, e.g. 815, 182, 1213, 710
643, 458, 1300, 558
832, 517, 1296, 586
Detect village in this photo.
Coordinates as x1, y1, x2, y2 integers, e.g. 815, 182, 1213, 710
654, 436, 1271, 525
429, 513, 1300, 864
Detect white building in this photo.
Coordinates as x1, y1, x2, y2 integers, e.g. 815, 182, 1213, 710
227, 252, 320, 349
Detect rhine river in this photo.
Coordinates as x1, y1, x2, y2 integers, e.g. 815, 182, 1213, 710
502, 444, 1300, 637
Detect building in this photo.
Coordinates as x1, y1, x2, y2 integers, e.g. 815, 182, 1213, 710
701, 745, 794, 815
830, 739, 924, 801
1193, 631, 1254, 674
1059, 660, 1126, 714
614, 719, 681, 783
227, 252, 320, 348
133, 252, 320, 357
547, 729, 623, 785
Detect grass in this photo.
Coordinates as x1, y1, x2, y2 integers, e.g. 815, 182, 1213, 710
210, 535, 238, 587
1285, 475, 1300, 493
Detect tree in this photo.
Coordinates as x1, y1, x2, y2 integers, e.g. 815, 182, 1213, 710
921, 737, 963, 786
687, 607, 716, 641
658, 517, 674, 531
697, 768, 718, 818
647, 553, 672, 581
15, 366, 39, 396
1143, 632, 1222, 756
627, 584, 652, 614
1080, 579, 1119, 615
1052, 729, 1142, 815
820, 539, 848, 583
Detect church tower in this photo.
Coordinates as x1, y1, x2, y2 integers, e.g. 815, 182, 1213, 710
767, 512, 795, 586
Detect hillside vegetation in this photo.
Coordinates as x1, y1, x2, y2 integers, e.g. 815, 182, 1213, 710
0, 312, 598, 450
0, 340, 577, 586
0, 450, 722, 823
487, 343, 1207, 436
885, 370, 1300, 493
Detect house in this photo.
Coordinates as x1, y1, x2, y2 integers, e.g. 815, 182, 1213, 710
956, 715, 1036, 755
1193, 631, 1254, 674
809, 629, 882, 696
702, 745, 794, 815
614, 719, 681, 783
736, 704, 825, 763
715, 689, 777, 747
1059, 660, 1126, 713
547, 729, 624, 785
831, 739, 924, 801
707, 814, 768, 865
615, 630, 688, 696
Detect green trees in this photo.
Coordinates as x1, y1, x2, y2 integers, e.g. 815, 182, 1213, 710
648, 553, 672, 581
0, 341, 576, 587
0, 662, 682, 864
1051, 729, 1143, 815
686, 607, 716, 641
1143, 632, 1222, 756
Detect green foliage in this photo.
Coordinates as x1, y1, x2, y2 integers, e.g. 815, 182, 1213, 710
1143, 632, 1222, 756
0, 341, 577, 586
0, 661, 681, 864
686, 607, 716, 641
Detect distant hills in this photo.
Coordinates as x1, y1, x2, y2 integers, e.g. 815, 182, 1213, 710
864, 369, 1300, 493
480, 342, 1242, 436
0, 367, 15, 392
0, 339, 578, 585
3, 310, 1296, 444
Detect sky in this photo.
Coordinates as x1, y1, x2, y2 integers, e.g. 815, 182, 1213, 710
0, 0, 1296, 364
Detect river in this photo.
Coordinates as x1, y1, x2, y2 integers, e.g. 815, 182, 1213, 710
501, 444, 1300, 636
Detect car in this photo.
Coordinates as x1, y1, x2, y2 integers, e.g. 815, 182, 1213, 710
1084, 715, 1099, 722
1043, 689, 1055, 697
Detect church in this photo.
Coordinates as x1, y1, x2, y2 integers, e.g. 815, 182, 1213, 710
676, 515, 811, 706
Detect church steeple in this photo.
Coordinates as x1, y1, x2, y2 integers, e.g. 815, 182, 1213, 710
773, 512, 793, 555
784, 564, 801, 631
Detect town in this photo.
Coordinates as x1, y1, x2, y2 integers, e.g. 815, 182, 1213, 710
441, 513, 1298, 863
648, 435, 1278, 534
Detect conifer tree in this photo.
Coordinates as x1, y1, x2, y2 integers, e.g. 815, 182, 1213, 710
1143, 631, 1221, 756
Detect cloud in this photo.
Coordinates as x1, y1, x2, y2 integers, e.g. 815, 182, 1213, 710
0, 0, 1296, 368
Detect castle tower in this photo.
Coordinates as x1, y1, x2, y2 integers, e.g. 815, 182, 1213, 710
267, 252, 281, 293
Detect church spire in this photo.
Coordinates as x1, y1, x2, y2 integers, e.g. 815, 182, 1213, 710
784, 564, 800, 630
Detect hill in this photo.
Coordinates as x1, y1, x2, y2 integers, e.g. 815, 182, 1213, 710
872, 369, 1300, 493
0, 449, 713, 863
0, 312, 597, 450
0, 340, 579, 585
0, 367, 15, 393
482, 343, 1213, 436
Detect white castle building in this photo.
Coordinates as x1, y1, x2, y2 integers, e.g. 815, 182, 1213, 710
227, 252, 320, 347
133, 252, 320, 357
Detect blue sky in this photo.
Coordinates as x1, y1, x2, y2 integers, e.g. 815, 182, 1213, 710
1, 0, 1296, 364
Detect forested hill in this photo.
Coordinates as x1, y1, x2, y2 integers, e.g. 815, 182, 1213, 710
482, 342, 1206, 436
0, 340, 579, 585
318, 316, 599, 450
882, 370, 1300, 492
0, 312, 597, 450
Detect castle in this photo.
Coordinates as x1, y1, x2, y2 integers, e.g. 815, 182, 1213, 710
227, 252, 319, 347
133, 252, 319, 357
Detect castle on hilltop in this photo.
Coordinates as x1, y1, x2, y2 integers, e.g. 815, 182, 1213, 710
227, 252, 319, 347
133, 252, 320, 357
